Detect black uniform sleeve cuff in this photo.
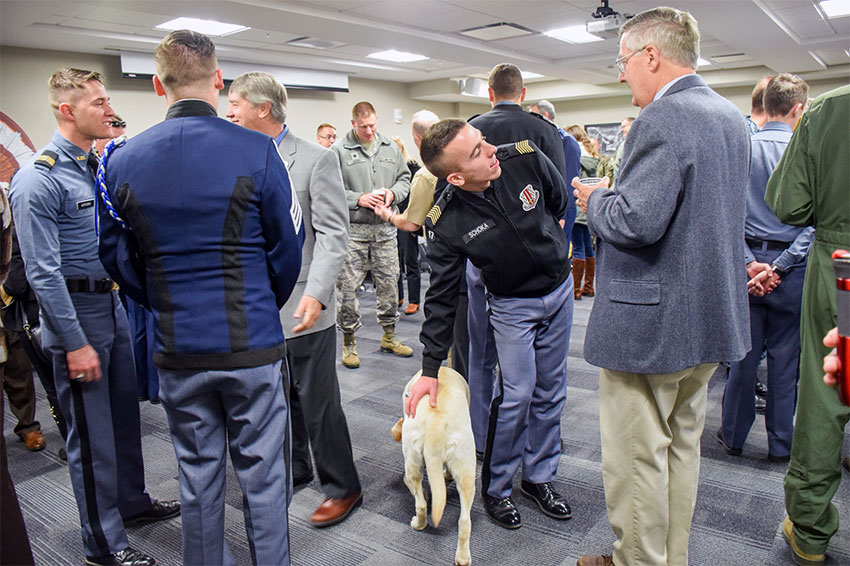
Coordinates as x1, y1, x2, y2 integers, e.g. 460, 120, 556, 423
422, 356, 442, 378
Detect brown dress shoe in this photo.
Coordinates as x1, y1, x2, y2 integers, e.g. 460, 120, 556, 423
20, 430, 46, 451
404, 303, 419, 315
310, 492, 362, 528
577, 556, 614, 566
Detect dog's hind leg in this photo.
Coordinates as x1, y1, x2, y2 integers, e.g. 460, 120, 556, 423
403, 451, 428, 530
454, 468, 475, 565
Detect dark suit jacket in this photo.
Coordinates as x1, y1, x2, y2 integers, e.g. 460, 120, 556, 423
584, 74, 751, 374
470, 102, 567, 183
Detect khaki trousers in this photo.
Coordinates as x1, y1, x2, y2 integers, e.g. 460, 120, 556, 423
600, 363, 717, 566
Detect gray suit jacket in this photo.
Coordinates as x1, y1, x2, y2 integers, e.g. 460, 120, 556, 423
278, 132, 349, 338
584, 74, 751, 374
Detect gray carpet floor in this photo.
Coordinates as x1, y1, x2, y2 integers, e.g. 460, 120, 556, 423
5, 277, 850, 565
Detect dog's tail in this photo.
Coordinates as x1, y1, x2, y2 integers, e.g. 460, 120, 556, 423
424, 443, 446, 527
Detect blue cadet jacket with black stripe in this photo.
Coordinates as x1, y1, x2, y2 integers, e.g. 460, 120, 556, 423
419, 140, 568, 377
98, 100, 304, 371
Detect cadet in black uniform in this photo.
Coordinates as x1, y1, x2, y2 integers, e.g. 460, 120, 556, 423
406, 119, 573, 529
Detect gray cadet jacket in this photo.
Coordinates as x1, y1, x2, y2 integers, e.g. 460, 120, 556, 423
332, 129, 410, 242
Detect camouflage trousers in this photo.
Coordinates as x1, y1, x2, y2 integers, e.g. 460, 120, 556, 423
336, 237, 400, 334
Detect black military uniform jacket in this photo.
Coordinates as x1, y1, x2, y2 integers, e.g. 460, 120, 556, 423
420, 141, 568, 376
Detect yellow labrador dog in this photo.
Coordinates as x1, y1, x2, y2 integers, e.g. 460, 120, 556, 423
391, 367, 476, 566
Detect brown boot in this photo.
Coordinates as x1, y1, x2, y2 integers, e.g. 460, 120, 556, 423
582, 257, 595, 297
572, 258, 585, 300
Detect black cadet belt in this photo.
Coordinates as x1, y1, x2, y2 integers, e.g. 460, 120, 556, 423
65, 278, 115, 293
745, 238, 790, 252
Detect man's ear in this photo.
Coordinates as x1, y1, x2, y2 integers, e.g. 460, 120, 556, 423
258, 101, 272, 119
214, 68, 224, 91
645, 45, 662, 72
153, 75, 166, 97
487, 87, 495, 106
447, 172, 464, 187
518, 86, 527, 103
58, 102, 75, 121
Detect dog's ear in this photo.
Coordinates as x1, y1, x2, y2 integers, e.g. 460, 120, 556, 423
391, 417, 403, 442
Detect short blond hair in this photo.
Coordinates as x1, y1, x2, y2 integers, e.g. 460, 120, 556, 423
154, 30, 218, 97
48, 68, 104, 109
619, 7, 700, 69
352, 101, 376, 120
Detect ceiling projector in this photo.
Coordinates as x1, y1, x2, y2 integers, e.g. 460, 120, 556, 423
586, 0, 630, 39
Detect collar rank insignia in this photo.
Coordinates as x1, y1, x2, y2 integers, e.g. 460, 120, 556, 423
519, 184, 539, 211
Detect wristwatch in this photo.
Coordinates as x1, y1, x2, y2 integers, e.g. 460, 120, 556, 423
771, 264, 786, 277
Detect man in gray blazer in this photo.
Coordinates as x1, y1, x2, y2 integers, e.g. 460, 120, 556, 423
573, 8, 750, 566
227, 72, 362, 528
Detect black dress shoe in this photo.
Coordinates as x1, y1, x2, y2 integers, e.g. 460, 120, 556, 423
86, 546, 157, 566
482, 494, 521, 529
475, 449, 484, 462
715, 429, 742, 456
768, 453, 790, 463
755, 381, 768, 397
844, 455, 850, 472
123, 499, 181, 527
754, 394, 767, 415
520, 480, 572, 520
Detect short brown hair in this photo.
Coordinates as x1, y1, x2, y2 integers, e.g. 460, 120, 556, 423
751, 75, 774, 113
488, 63, 523, 100
764, 73, 808, 117
352, 101, 376, 120
419, 118, 466, 179
317, 122, 336, 133
154, 30, 218, 97
48, 68, 104, 109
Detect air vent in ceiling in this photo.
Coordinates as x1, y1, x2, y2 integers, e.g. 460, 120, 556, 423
710, 53, 752, 64
459, 22, 534, 41
286, 36, 346, 50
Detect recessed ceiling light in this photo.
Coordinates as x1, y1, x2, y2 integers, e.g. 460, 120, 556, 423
521, 71, 544, 79
367, 50, 428, 63
697, 57, 711, 67
544, 25, 604, 44
818, 0, 850, 18
286, 36, 346, 50
155, 17, 249, 36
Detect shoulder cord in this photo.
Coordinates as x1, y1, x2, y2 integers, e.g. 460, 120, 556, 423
95, 135, 130, 235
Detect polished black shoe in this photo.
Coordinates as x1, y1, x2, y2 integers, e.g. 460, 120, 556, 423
123, 499, 180, 527
754, 394, 767, 415
755, 381, 768, 397
844, 455, 850, 472
482, 494, 521, 529
475, 449, 484, 462
768, 453, 791, 463
715, 429, 742, 456
85, 546, 157, 566
520, 480, 572, 520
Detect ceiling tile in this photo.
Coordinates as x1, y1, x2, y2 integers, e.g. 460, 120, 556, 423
73, 5, 170, 27
347, 0, 500, 33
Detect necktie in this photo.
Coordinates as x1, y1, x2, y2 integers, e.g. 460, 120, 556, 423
87, 151, 100, 178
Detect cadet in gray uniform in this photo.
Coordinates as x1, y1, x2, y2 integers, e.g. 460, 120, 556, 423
10, 68, 178, 566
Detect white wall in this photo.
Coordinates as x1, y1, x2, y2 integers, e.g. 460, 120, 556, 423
2, 45, 845, 155
0, 46, 455, 160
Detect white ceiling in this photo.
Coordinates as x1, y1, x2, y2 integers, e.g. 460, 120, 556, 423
1, 0, 848, 102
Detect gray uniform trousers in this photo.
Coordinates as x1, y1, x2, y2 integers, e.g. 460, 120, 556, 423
466, 263, 498, 452
482, 275, 573, 499
289, 325, 361, 498
43, 291, 151, 557
158, 359, 290, 566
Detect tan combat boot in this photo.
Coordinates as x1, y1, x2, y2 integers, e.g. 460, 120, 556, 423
380, 326, 413, 357
342, 333, 360, 368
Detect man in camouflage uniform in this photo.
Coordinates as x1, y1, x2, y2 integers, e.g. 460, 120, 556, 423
332, 102, 411, 368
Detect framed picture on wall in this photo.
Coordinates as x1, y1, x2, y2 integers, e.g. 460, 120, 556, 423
585, 123, 621, 157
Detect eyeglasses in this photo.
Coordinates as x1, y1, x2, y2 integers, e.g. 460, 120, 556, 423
111, 120, 127, 128
318, 134, 337, 141
615, 46, 646, 74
